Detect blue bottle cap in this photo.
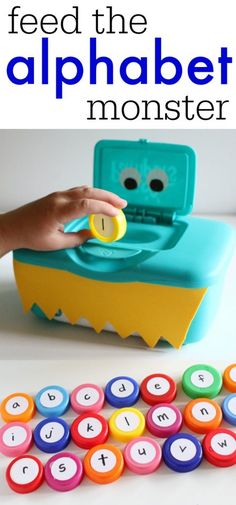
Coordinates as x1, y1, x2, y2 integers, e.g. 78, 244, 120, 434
105, 376, 140, 408
163, 432, 203, 472
35, 385, 70, 417
222, 394, 236, 426
33, 417, 70, 453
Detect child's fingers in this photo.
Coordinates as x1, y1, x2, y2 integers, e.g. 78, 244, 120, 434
59, 229, 93, 248
65, 186, 127, 209
60, 198, 121, 222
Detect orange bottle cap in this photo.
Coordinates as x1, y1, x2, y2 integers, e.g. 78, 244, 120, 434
223, 364, 236, 393
183, 398, 222, 434
83, 444, 124, 484
1, 393, 35, 423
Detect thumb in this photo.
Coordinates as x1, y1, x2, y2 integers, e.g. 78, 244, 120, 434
60, 228, 93, 248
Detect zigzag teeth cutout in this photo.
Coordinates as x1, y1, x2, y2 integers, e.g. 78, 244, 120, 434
30, 305, 180, 348
14, 260, 207, 349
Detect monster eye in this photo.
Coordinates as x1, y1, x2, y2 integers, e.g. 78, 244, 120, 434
147, 169, 168, 192
120, 168, 140, 190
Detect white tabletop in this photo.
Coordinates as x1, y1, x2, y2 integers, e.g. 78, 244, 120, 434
0, 214, 236, 504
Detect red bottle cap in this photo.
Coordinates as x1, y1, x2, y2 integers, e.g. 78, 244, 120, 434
140, 374, 177, 405
203, 428, 236, 467
6, 455, 44, 493
71, 413, 108, 449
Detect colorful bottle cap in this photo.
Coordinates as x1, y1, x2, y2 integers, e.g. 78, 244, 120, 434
35, 385, 70, 417
163, 433, 203, 472
222, 394, 236, 426
105, 376, 139, 408
71, 413, 109, 449
109, 407, 145, 442
45, 452, 83, 491
182, 364, 222, 399
89, 210, 127, 243
124, 437, 162, 474
33, 417, 70, 453
1, 393, 35, 423
146, 403, 182, 438
6, 455, 44, 493
0, 422, 32, 457
223, 364, 236, 392
70, 384, 104, 414
203, 428, 236, 467
140, 374, 176, 405
184, 398, 222, 434
84, 444, 124, 484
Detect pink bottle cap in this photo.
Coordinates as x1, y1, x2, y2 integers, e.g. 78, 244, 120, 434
44, 452, 83, 491
124, 437, 162, 474
70, 384, 104, 414
146, 403, 182, 437
0, 422, 33, 457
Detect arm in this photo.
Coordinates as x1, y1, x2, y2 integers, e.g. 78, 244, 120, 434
0, 186, 127, 257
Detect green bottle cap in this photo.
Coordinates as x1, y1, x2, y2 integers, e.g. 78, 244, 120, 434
182, 364, 222, 399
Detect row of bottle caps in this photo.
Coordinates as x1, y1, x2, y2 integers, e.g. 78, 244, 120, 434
1, 364, 236, 493
5, 427, 236, 493
1, 364, 235, 425
1, 395, 236, 458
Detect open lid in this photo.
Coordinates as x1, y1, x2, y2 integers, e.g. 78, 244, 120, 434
94, 139, 196, 218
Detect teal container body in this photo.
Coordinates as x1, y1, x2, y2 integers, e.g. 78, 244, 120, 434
184, 279, 224, 344
14, 139, 236, 346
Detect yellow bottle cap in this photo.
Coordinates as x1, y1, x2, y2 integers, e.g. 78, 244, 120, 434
109, 407, 145, 442
89, 209, 127, 243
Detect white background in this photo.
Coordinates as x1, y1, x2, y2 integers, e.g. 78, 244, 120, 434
0, 1, 236, 502
0, 0, 236, 127
0, 129, 235, 214
0, 139, 236, 504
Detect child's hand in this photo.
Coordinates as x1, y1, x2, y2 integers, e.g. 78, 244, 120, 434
0, 186, 127, 257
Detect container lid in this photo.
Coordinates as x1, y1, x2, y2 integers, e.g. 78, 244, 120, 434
94, 139, 196, 218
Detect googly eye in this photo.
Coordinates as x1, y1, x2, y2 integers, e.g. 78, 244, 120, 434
147, 169, 168, 192
120, 168, 140, 190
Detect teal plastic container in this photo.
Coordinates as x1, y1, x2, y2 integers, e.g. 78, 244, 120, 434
13, 140, 235, 347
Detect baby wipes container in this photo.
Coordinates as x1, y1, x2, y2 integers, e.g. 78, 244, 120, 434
13, 139, 235, 348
